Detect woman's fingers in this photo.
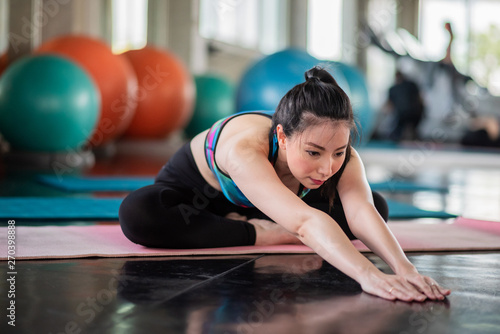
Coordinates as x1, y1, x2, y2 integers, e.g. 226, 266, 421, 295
437, 284, 452, 296
380, 286, 397, 301
373, 284, 422, 302
366, 279, 423, 302
384, 278, 448, 302
428, 281, 451, 299
362, 273, 450, 302
406, 275, 451, 300
411, 276, 438, 299
423, 279, 451, 300
397, 280, 427, 301
388, 281, 426, 302
424, 277, 451, 296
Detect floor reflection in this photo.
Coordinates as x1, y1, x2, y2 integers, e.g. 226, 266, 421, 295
113, 255, 453, 334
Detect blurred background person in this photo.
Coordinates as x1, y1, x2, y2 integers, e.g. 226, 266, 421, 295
385, 71, 425, 141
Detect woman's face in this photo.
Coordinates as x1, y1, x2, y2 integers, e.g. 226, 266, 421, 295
280, 122, 350, 189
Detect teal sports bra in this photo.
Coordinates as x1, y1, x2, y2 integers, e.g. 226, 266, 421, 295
204, 111, 310, 208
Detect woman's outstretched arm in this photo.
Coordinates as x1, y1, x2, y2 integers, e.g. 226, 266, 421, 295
337, 149, 451, 300
223, 140, 449, 301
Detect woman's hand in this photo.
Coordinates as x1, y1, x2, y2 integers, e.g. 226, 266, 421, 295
397, 271, 451, 301
359, 268, 451, 302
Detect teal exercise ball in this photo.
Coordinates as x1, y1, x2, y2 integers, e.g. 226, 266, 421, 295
332, 62, 374, 145
184, 74, 235, 138
0, 55, 100, 151
236, 48, 351, 113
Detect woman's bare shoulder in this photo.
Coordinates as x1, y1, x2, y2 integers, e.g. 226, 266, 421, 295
215, 115, 272, 173
218, 115, 272, 151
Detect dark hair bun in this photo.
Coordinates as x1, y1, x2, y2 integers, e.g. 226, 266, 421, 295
304, 66, 337, 85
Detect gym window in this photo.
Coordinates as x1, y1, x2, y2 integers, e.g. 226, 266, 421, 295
0, 0, 8, 54
307, 0, 343, 61
111, 0, 148, 54
420, 0, 500, 95
199, 0, 287, 54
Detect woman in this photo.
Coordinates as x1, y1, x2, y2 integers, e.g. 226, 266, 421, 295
119, 67, 451, 302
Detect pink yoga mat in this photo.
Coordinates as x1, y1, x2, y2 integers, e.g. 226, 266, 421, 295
1, 217, 499, 260
453, 216, 500, 235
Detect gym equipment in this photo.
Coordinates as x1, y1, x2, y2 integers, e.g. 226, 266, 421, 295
184, 74, 236, 138
237, 49, 352, 111
122, 46, 195, 138
333, 61, 375, 144
37, 175, 154, 192
237, 48, 320, 112
4, 217, 496, 261
36, 35, 138, 146
0, 55, 100, 151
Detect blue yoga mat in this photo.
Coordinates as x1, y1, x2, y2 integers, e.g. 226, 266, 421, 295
0, 197, 456, 222
386, 199, 456, 219
370, 181, 447, 192
37, 175, 447, 193
0, 197, 122, 221
37, 175, 154, 192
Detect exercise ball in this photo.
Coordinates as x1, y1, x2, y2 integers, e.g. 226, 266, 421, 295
36, 35, 138, 146
184, 74, 235, 138
122, 46, 195, 138
333, 62, 374, 145
0, 55, 100, 151
237, 49, 319, 112
236, 48, 351, 113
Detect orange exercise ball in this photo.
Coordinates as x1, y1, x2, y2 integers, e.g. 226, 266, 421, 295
36, 35, 138, 147
122, 46, 195, 138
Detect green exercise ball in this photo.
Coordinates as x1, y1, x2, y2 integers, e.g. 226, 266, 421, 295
184, 74, 235, 138
0, 55, 100, 151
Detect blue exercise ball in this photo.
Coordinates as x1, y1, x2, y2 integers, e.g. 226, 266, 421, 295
236, 48, 351, 112
237, 48, 318, 112
0, 55, 100, 151
332, 62, 374, 145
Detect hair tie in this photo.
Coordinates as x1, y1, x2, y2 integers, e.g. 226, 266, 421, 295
307, 76, 321, 83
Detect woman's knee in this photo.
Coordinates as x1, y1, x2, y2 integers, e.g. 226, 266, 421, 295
119, 185, 197, 248
119, 193, 147, 245
372, 191, 389, 222
118, 185, 168, 245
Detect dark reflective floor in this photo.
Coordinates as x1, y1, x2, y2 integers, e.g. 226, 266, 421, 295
1, 253, 500, 334
1, 145, 500, 333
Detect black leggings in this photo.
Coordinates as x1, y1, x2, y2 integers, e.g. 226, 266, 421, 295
119, 143, 389, 249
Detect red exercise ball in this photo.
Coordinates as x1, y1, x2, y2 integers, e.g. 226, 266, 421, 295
122, 46, 195, 138
36, 35, 138, 147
